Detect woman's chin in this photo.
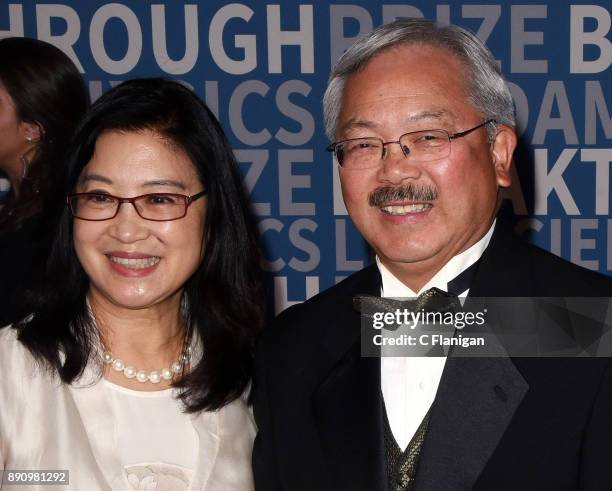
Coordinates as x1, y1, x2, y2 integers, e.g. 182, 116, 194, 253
89, 287, 164, 311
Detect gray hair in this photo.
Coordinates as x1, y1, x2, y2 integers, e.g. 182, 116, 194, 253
323, 19, 515, 140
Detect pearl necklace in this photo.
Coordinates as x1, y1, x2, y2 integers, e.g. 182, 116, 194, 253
101, 346, 192, 384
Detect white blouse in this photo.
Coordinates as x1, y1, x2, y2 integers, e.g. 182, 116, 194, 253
104, 380, 199, 490
0, 327, 255, 491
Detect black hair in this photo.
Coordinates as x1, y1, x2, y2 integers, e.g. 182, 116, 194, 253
0, 37, 89, 233
17, 78, 265, 412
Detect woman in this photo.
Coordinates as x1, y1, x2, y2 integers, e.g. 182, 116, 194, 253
0, 78, 264, 490
0, 37, 89, 326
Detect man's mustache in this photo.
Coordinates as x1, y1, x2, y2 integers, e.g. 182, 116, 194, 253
368, 184, 439, 207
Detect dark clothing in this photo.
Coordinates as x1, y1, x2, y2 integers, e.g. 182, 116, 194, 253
253, 224, 612, 490
384, 403, 430, 491
0, 215, 46, 327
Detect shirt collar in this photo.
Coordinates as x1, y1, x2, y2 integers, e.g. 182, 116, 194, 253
378, 219, 496, 298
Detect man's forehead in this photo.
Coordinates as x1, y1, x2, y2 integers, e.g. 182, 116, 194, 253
336, 47, 473, 131
337, 102, 460, 135
343, 106, 448, 123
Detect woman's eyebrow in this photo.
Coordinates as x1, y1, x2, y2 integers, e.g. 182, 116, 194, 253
142, 179, 188, 191
78, 173, 113, 185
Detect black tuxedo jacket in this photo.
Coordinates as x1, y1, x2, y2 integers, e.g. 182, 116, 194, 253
253, 225, 612, 490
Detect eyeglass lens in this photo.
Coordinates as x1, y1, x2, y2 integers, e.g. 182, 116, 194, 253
70, 193, 188, 221
336, 129, 451, 169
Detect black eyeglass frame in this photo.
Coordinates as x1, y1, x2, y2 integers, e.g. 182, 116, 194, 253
67, 190, 207, 222
326, 119, 497, 167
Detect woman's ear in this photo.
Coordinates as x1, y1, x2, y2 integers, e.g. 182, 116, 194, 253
21, 120, 43, 143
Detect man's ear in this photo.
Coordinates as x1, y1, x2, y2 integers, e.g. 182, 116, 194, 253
490, 124, 517, 189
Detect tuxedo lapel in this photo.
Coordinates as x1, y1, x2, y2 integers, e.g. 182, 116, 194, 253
312, 349, 387, 491
413, 223, 530, 489
318, 265, 381, 363
469, 222, 537, 298
311, 265, 387, 491
413, 356, 528, 490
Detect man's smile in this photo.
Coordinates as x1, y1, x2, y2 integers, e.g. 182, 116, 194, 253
380, 203, 433, 215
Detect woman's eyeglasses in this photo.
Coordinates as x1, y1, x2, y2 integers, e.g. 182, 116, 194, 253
67, 191, 206, 222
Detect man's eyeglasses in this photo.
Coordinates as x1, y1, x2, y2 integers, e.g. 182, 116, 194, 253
326, 120, 496, 170
67, 191, 207, 222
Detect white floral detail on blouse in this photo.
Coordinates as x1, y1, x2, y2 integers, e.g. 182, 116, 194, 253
126, 463, 194, 491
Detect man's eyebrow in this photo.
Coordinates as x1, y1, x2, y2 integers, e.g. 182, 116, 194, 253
142, 179, 188, 191
339, 110, 450, 135
78, 173, 113, 185
339, 119, 379, 133
404, 110, 448, 122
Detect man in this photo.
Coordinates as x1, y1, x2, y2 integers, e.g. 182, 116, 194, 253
253, 19, 612, 490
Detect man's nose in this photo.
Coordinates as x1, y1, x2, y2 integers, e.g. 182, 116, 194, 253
381, 140, 410, 160
377, 142, 422, 183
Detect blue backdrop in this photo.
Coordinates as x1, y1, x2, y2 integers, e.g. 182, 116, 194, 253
2, 0, 611, 312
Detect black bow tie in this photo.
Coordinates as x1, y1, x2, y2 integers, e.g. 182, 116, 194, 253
355, 288, 461, 357
353, 259, 480, 319
353, 287, 461, 327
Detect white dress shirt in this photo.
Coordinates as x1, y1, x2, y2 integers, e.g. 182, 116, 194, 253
378, 221, 495, 450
